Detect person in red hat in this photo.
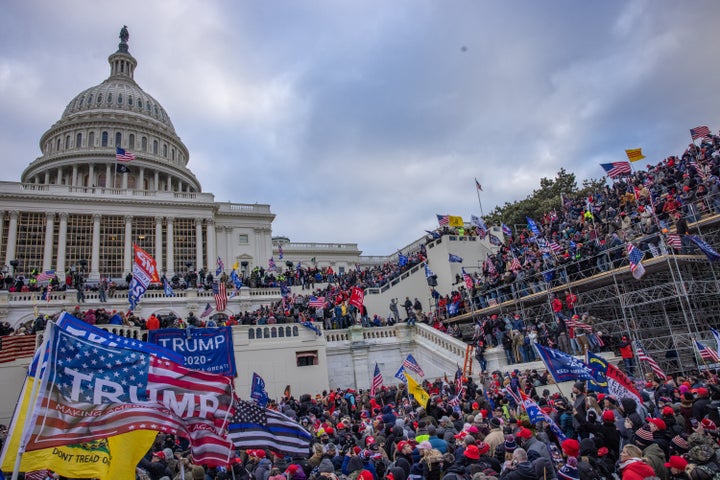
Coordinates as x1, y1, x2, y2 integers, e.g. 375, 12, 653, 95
664, 455, 688, 479
516, 427, 553, 466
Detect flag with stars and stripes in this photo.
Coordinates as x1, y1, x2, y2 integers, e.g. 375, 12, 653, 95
690, 125, 711, 140
634, 340, 666, 380
627, 243, 646, 280
227, 399, 312, 457
402, 354, 425, 377
214, 281, 227, 312
24, 322, 235, 467
370, 363, 383, 397
696, 340, 720, 362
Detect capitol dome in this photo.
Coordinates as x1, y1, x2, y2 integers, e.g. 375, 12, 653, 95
21, 27, 201, 193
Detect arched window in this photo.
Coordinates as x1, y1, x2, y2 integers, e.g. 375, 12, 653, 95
56, 138, 61, 151
97, 94, 102, 104
88, 131, 95, 147
87, 94, 93, 104
248, 329, 255, 339
65, 135, 70, 149
129, 134, 135, 149
153, 140, 158, 155
115, 132, 122, 147
271, 327, 277, 338
76, 133, 82, 148
162, 144, 167, 157
138, 99, 143, 109
141, 136, 147, 151
128, 96, 133, 106
101, 131, 108, 147
263, 327, 270, 338
171, 148, 175, 161
117, 94, 123, 104
107, 93, 112, 103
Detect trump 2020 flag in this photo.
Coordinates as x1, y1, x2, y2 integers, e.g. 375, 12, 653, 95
25, 322, 235, 467
534, 344, 595, 383
251, 372, 269, 407
448, 253, 463, 263
128, 244, 159, 310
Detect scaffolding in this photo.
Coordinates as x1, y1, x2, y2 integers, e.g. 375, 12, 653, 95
449, 215, 720, 377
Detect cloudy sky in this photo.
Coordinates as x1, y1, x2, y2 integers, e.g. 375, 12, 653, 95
1, 1, 719, 255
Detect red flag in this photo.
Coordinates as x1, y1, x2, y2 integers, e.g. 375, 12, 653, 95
349, 286, 365, 309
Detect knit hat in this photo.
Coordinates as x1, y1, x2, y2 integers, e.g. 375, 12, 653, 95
557, 457, 579, 480
489, 417, 502, 429
417, 441, 433, 451
561, 438, 579, 458
670, 435, 689, 453
477, 442, 490, 455
701, 418, 717, 431
503, 435, 517, 452
573, 381, 586, 392
464, 445, 480, 460
319, 459, 335, 474
634, 426, 654, 445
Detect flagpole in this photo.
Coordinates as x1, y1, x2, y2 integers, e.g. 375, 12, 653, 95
475, 179, 485, 217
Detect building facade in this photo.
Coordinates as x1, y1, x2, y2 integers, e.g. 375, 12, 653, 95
1, 31, 276, 284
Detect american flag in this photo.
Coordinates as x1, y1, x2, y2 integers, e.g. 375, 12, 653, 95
268, 257, 277, 272
26, 324, 235, 466
402, 354, 425, 377
564, 317, 592, 331
115, 147, 136, 162
690, 125, 711, 140
634, 340, 666, 380
485, 255, 497, 275
0, 334, 37, 363
627, 243, 646, 280
600, 162, 632, 179
454, 365, 464, 396
549, 241, 563, 253
502, 224, 513, 237
462, 268, 474, 289
308, 296, 326, 308
214, 281, 227, 312
696, 340, 720, 362
228, 399, 312, 457
25, 470, 51, 480
216, 256, 224, 275
488, 233, 503, 246
370, 363, 383, 397
666, 234, 683, 250
35, 270, 56, 282
475, 178, 483, 191
437, 214, 449, 227
509, 256, 522, 271
200, 302, 213, 318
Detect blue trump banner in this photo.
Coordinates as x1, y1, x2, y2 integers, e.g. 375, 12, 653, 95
147, 327, 237, 376
534, 344, 595, 383
251, 372, 269, 407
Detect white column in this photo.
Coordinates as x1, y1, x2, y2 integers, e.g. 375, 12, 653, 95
5, 211, 18, 274
124, 215, 133, 275
105, 164, 111, 187
42, 212, 55, 271
166, 216, 175, 277
90, 213, 101, 280
72, 165, 78, 186
139, 168, 145, 190
122, 172, 128, 189
195, 218, 204, 272
44, 171, 50, 184
56, 167, 63, 185
57, 213, 68, 275
155, 216, 163, 275
154, 171, 159, 191
206, 219, 216, 272
166, 174, 172, 192
88, 164, 94, 187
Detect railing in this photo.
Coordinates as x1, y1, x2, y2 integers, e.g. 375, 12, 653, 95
414, 323, 469, 358
4, 287, 282, 304
365, 262, 426, 295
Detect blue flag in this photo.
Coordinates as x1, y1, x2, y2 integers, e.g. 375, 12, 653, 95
526, 217, 541, 236
163, 278, 175, 297
301, 321, 322, 336
230, 270, 243, 289
425, 230, 441, 239
251, 372, 269, 407
534, 344, 595, 383
425, 264, 435, 278
216, 256, 224, 275
448, 253, 463, 263
586, 351, 610, 392
502, 223, 513, 237
447, 301, 459, 316
398, 253, 408, 267
688, 235, 720, 261
488, 233, 502, 246
395, 365, 407, 383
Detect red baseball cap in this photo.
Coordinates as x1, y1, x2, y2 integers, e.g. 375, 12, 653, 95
515, 428, 533, 439
664, 455, 688, 470
647, 418, 667, 430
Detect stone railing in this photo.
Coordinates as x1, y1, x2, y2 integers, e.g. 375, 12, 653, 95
414, 323, 469, 358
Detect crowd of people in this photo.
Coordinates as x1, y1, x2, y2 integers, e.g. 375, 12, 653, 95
135, 368, 719, 480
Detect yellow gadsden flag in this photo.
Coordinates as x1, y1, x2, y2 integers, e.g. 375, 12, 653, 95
625, 148, 646, 162
405, 371, 430, 408
0, 376, 157, 479
448, 215, 464, 228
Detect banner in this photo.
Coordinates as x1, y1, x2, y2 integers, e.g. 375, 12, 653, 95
25, 322, 235, 466
534, 344, 595, 383
128, 244, 159, 310
147, 327, 237, 376
250, 372, 269, 407
405, 372, 430, 408
0, 337, 156, 479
